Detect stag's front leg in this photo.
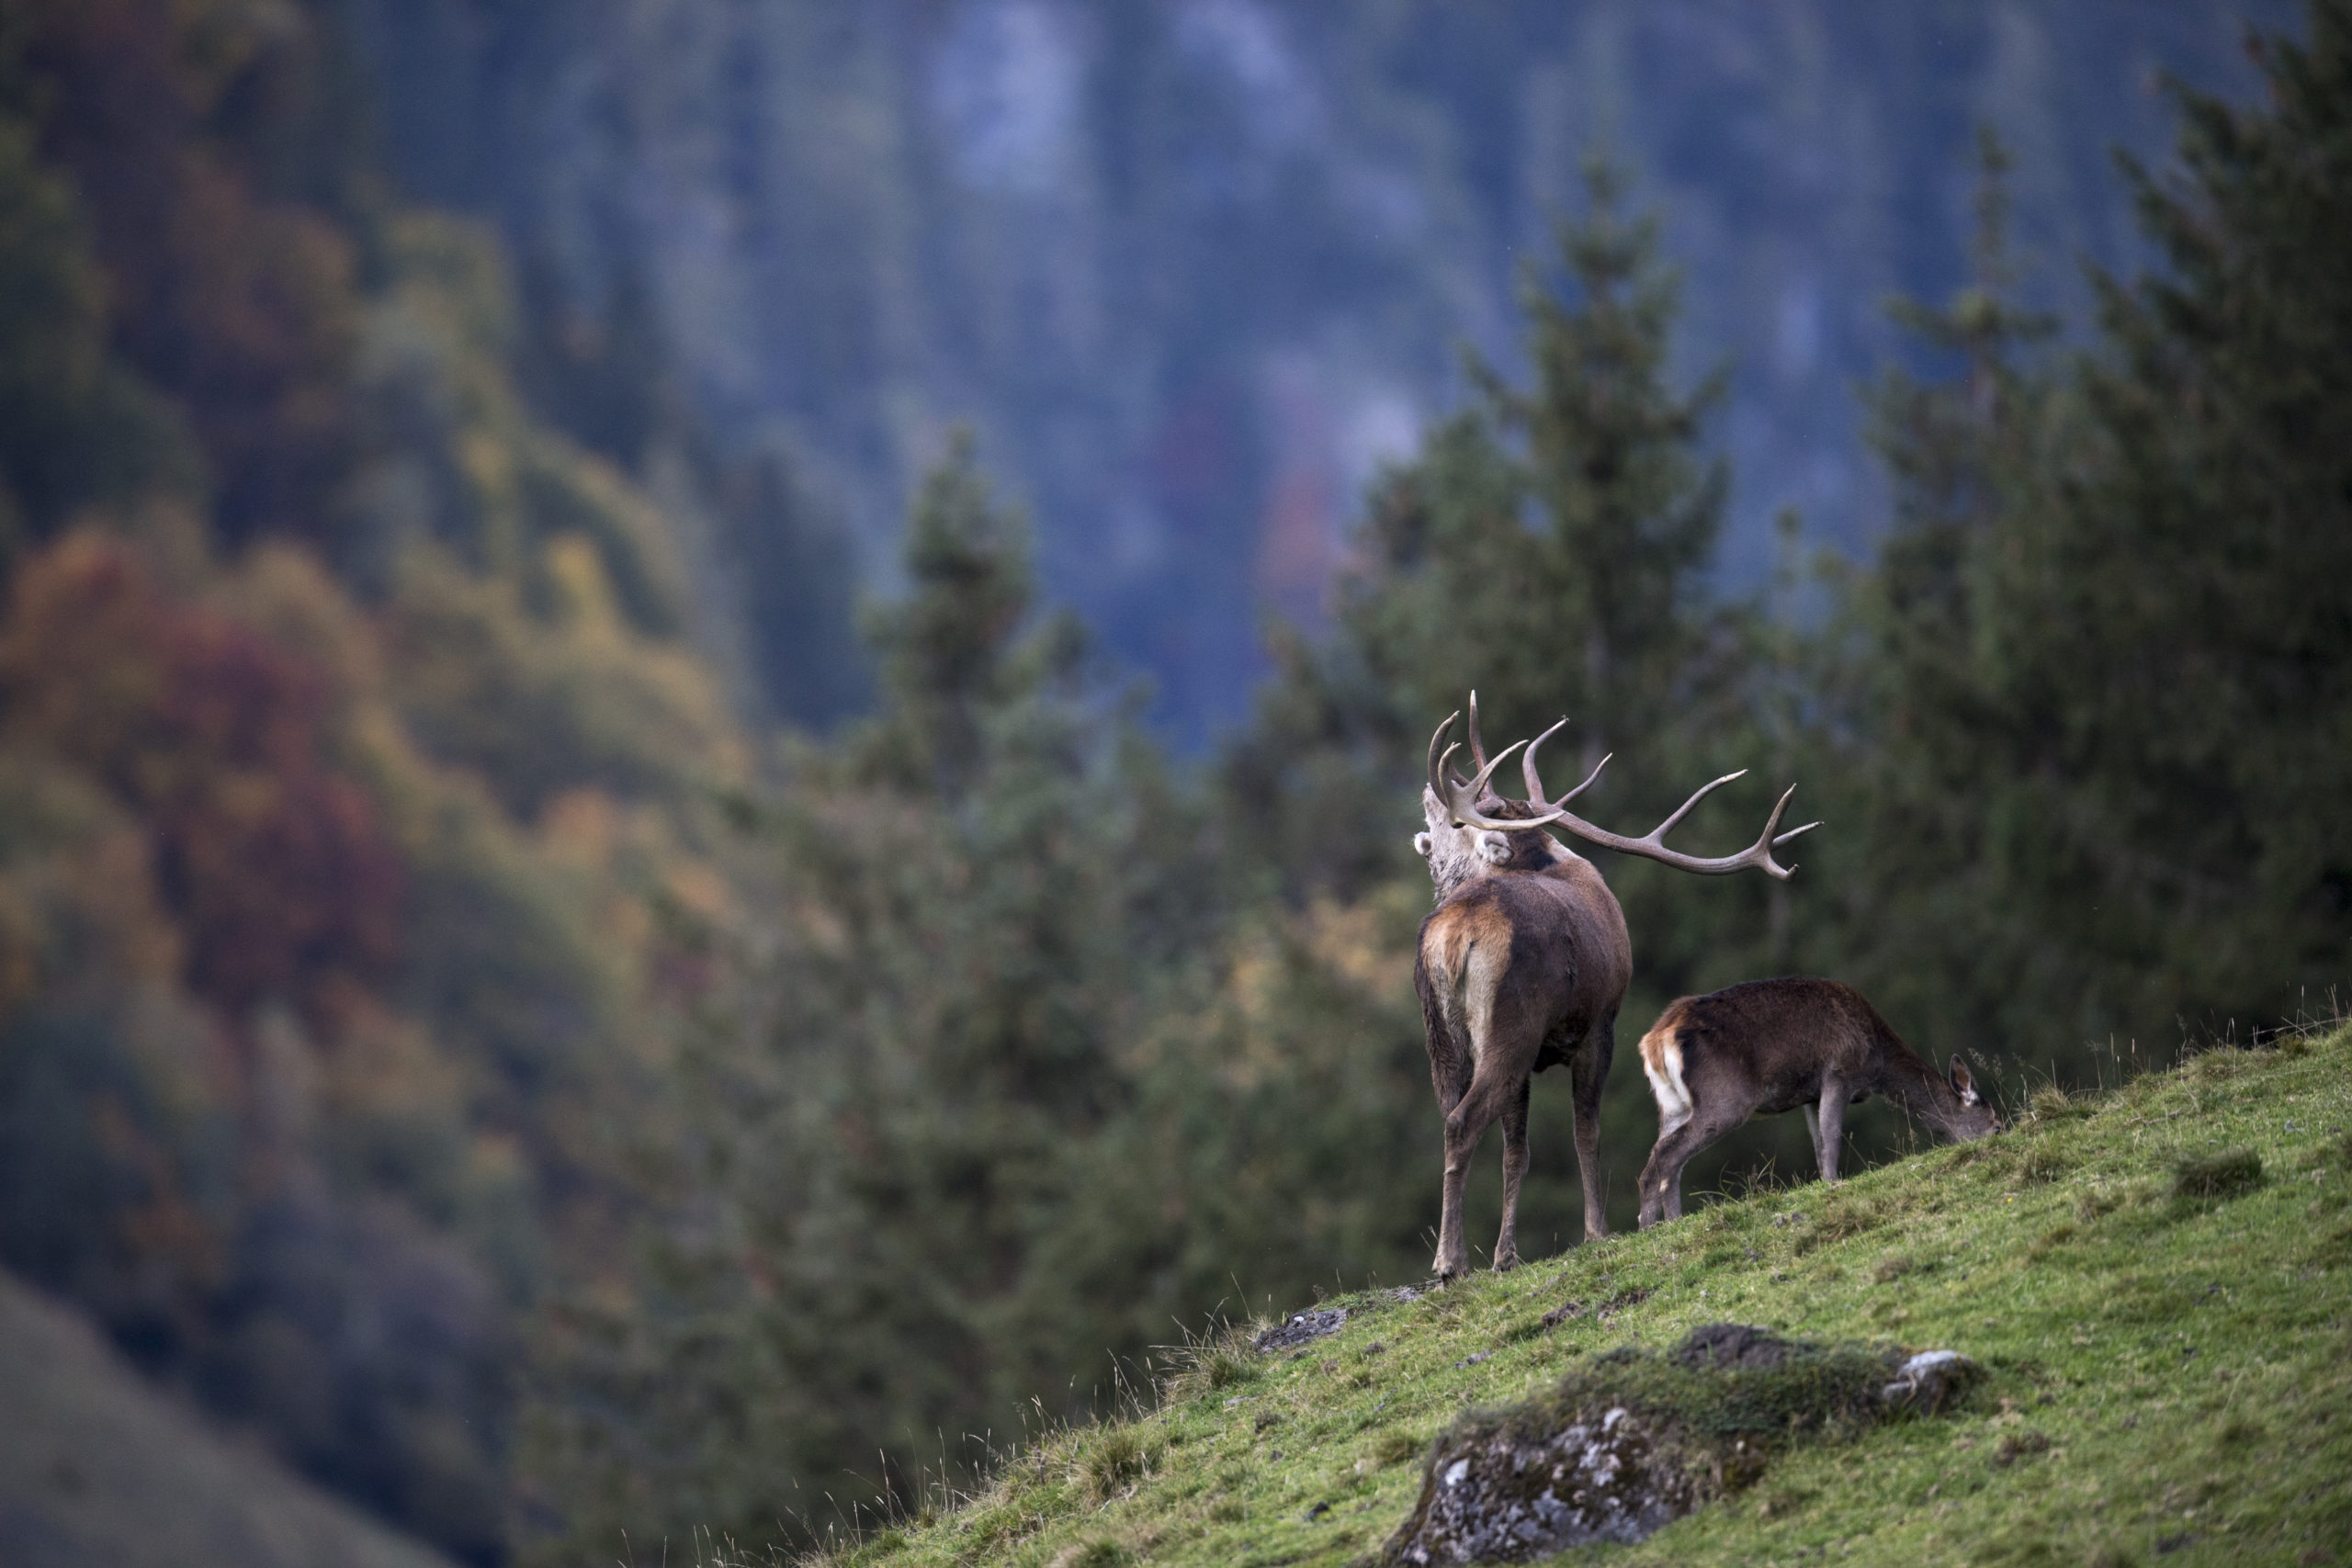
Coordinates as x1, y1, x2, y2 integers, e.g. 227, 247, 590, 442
1570, 1014, 1616, 1241
1493, 1077, 1532, 1271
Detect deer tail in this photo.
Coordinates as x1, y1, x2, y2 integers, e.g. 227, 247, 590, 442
1639, 1015, 1694, 1137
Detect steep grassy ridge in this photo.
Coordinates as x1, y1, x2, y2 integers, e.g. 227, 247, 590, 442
800, 1021, 2352, 1567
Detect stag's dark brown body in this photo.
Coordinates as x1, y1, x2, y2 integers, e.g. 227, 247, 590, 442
1634, 976, 1996, 1227
1414, 815, 1629, 1276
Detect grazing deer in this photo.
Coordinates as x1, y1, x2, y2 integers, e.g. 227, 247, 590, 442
1633, 976, 1998, 1228
1412, 695, 1816, 1280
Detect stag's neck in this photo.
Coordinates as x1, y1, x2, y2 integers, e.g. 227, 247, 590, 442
1427, 829, 1577, 906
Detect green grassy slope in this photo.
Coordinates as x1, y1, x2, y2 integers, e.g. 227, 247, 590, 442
818, 1022, 2352, 1568
0, 1271, 461, 1568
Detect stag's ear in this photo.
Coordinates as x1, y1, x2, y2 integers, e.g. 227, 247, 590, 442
1949, 1055, 1979, 1105
1477, 831, 1512, 865
1412, 831, 1433, 858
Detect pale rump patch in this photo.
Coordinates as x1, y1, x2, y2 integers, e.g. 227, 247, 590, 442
1462, 940, 1505, 1066
1639, 1020, 1693, 1137
1422, 902, 1513, 1069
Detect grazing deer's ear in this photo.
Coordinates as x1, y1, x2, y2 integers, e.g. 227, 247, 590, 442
1949, 1055, 1979, 1104
1478, 831, 1512, 864
1413, 832, 1433, 858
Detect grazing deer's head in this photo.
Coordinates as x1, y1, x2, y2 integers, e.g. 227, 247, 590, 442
1944, 1055, 1998, 1140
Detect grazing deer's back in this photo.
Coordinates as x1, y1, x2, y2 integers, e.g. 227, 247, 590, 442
1647, 977, 1894, 1113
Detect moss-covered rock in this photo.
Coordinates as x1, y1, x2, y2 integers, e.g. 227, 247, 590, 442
1385, 1325, 1957, 1564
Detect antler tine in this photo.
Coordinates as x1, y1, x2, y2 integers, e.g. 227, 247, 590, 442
1522, 717, 1610, 808
1521, 717, 1566, 799
1426, 710, 1462, 802
1465, 690, 1489, 773
1649, 770, 1747, 842
1768, 784, 1822, 852
1465, 737, 1525, 801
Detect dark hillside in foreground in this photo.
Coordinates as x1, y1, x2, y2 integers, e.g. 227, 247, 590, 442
0, 1270, 459, 1568
822, 1021, 2352, 1566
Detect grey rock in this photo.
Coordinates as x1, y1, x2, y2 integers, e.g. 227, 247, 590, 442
1390, 1405, 1698, 1564
1880, 1349, 1979, 1414
1253, 1308, 1347, 1352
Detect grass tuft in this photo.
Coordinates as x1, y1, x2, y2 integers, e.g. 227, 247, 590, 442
1076, 1425, 1158, 1502
2028, 1085, 2092, 1123
2169, 1147, 2263, 1202
1155, 1324, 1259, 1405
2016, 1145, 2069, 1185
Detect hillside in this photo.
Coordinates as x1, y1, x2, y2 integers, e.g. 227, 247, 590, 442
814, 1021, 2352, 1567
0, 1270, 459, 1568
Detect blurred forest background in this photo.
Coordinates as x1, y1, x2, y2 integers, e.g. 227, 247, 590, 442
0, 1, 2344, 1565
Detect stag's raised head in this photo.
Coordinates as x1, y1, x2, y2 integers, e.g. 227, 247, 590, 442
1412, 695, 1571, 898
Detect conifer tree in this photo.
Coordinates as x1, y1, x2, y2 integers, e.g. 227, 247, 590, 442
1231, 163, 1740, 913
1820, 130, 2078, 1055
518, 438, 1227, 1561
1335, 162, 1727, 764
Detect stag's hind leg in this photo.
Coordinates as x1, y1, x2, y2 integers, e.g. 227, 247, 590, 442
1569, 1011, 1617, 1242
1494, 1077, 1532, 1271
1433, 1056, 1526, 1281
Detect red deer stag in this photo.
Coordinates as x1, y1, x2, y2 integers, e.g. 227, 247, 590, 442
1634, 976, 1998, 1228
1413, 695, 1816, 1280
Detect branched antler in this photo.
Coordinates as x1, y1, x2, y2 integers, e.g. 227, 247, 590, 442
1521, 718, 1820, 880
1425, 709, 1565, 834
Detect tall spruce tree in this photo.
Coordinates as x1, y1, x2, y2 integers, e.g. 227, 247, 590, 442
1819, 130, 2079, 1063
1231, 162, 1746, 914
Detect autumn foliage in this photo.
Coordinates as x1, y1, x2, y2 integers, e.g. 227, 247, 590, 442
0, 536, 401, 1016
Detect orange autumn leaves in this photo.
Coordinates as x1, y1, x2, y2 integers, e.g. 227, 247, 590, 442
0, 535, 401, 1019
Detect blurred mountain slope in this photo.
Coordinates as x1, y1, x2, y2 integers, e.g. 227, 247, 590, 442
0, 1269, 459, 1568
334, 0, 2292, 742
